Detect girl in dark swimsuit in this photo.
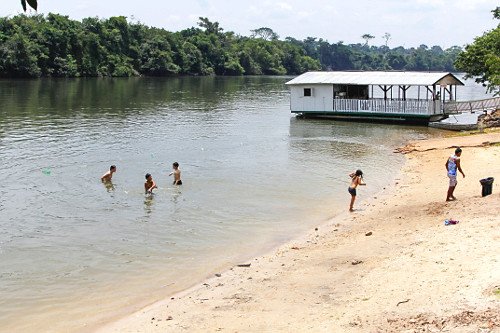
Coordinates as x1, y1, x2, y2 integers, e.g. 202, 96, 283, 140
348, 169, 365, 211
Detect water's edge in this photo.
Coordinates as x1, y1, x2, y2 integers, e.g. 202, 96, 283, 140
94, 142, 409, 332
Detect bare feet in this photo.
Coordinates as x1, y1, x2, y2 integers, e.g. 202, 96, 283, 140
349, 208, 354, 212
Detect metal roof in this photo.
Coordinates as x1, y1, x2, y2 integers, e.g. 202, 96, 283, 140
285, 71, 464, 86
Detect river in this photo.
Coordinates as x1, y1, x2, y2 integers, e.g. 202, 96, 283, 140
0, 75, 492, 332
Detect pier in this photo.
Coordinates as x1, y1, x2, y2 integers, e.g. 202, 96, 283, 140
286, 71, 464, 123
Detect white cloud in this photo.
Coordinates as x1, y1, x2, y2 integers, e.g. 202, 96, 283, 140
414, 0, 446, 8
75, 1, 91, 11
276, 2, 293, 11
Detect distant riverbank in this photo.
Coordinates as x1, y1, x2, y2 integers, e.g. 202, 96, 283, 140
0, 14, 461, 79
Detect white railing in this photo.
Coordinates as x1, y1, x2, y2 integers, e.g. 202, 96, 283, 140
333, 98, 441, 115
444, 97, 500, 114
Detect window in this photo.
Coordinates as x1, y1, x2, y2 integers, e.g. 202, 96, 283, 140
303, 88, 312, 97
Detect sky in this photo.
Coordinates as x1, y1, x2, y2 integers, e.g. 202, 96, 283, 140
1, 0, 498, 48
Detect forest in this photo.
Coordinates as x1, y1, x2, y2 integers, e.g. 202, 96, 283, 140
0, 14, 463, 78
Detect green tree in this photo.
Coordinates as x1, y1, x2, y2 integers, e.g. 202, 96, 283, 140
197, 17, 223, 35
492, 6, 499, 19
138, 28, 179, 76
382, 32, 391, 47
251, 27, 279, 41
455, 8, 500, 94
361, 33, 375, 46
0, 31, 41, 77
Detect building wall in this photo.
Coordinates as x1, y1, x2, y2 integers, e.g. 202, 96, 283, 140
289, 85, 334, 112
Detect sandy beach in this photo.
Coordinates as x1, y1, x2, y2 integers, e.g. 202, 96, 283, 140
98, 130, 500, 333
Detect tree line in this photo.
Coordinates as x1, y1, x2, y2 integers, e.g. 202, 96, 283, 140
0, 14, 463, 78
287, 37, 461, 72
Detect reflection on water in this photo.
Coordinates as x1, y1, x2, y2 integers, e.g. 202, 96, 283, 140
170, 187, 183, 206
0, 75, 485, 332
143, 194, 155, 215
103, 181, 115, 193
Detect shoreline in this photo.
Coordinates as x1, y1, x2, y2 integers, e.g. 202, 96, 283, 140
97, 130, 500, 332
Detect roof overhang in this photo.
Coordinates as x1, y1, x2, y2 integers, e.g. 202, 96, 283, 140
285, 71, 464, 86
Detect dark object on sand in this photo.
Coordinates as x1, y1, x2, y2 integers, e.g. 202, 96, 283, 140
236, 263, 251, 268
479, 177, 494, 197
444, 219, 459, 226
396, 298, 410, 306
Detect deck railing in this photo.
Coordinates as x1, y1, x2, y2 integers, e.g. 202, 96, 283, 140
444, 97, 500, 114
333, 98, 441, 115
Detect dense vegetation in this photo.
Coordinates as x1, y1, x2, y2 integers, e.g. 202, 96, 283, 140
287, 37, 461, 72
455, 7, 500, 95
0, 14, 462, 78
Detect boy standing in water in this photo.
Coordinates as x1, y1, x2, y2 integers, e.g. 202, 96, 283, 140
144, 173, 157, 194
169, 162, 182, 185
445, 147, 465, 201
348, 169, 366, 212
101, 165, 116, 182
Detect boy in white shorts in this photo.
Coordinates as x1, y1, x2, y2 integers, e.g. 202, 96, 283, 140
445, 147, 465, 201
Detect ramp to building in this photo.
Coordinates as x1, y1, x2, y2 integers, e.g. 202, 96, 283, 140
444, 97, 500, 114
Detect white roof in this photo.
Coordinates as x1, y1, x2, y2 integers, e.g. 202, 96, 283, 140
285, 71, 464, 86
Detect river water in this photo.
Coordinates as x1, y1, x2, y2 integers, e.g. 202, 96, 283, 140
0, 75, 491, 332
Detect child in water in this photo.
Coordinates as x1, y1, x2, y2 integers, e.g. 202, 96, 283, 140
101, 165, 116, 182
169, 162, 182, 185
348, 169, 366, 212
144, 173, 157, 194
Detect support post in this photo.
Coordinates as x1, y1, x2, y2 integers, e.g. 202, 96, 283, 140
432, 84, 437, 114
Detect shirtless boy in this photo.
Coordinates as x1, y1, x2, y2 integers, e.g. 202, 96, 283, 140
144, 173, 157, 194
348, 169, 366, 212
101, 165, 116, 182
169, 162, 182, 185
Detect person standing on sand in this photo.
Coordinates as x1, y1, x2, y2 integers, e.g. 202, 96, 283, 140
101, 165, 116, 182
348, 169, 366, 212
445, 147, 465, 201
169, 162, 182, 185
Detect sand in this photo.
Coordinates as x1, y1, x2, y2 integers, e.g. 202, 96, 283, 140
97, 130, 500, 333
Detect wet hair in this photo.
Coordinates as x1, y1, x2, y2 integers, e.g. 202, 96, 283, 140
355, 169, 363, 177
110, 165, 116, 170
145, 173, 151, 179
173, 162, 179, 168
455, 147, 462, 154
